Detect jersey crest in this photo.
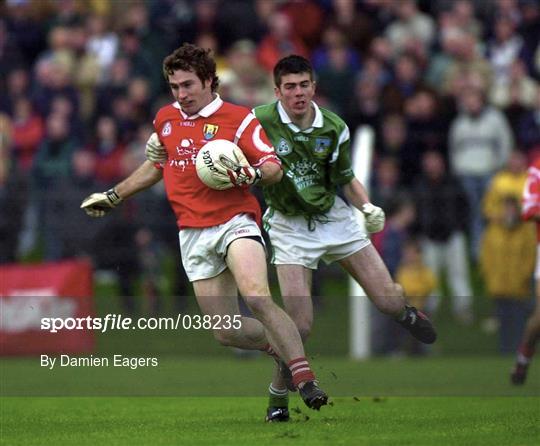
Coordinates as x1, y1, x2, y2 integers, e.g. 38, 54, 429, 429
314, 137, 331, 155
203, 123, 219, 140
277, 138, 292, 156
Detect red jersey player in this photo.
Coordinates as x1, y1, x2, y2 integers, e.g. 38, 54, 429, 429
511, 156, 540, 384
80, 44, 328, 411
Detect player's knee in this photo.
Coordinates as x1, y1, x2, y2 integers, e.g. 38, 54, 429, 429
295, 320, 312, 341
213, 328, 240, 347
243, 295, 273, 317
238, 280, 270, 299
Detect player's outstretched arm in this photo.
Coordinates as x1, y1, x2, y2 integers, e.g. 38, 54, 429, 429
343, 178, 385, 233
81, 161, 163, 217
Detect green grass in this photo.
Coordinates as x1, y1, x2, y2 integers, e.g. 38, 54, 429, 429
1, 357, 538, 397
1, 396, 538, 445
1, 357, 539, 445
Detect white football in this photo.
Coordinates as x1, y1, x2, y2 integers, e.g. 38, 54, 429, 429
195, 139, 240, 190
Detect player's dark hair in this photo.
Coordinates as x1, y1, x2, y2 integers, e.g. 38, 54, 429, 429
163, 43, 219, 92
273, 55, 314, 87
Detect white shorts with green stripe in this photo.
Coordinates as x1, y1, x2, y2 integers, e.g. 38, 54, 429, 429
263, 196, 370, 270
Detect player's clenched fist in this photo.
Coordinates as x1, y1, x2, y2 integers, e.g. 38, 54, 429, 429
80, 188, 123, 217
361, 203, 385, 233
145, 132, 167, 163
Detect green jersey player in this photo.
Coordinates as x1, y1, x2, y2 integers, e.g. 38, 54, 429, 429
254, 55, 437, 422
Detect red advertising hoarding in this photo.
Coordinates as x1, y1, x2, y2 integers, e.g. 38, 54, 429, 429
0, 260, 95, 355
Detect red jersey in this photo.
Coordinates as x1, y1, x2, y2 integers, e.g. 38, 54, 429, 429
522, 158, 540, 241
153, 95, 280, 228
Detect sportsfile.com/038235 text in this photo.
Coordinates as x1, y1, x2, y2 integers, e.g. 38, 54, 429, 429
40, 314, 242, 333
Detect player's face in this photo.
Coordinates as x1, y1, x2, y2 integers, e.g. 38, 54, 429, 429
275, 73, 316, 119
168, 69, 213, 116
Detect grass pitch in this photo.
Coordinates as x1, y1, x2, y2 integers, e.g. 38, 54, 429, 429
2, 396, 538, 446
1, 356, 538, 445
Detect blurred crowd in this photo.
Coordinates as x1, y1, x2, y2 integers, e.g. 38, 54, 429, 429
1, 0, 539, 354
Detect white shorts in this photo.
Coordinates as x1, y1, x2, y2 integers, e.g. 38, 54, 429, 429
536, 244, 540, 280
179, 213, 264, 282
263, 196, 370, 269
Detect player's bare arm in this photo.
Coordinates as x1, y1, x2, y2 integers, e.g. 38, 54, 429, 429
343, 178, 386, 233
81, 161, 162, 217
115, 161, 163, 199
342, 178, 370, 209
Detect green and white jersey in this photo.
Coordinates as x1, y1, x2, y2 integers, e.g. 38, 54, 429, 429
254, 101, 355, 217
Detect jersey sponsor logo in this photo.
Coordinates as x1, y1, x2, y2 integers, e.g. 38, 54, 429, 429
293, 135, 309, 142
276, 138, 292, 156
286, 160, 320, 191
291, 159, 319, 176
162, 121, 172, 136
178, 121, 195, 127
314, 137, 331, 154
203, 123, 219, 140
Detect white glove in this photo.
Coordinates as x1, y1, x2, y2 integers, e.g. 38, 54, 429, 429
214, 145, 262, 187
145, 132, 167, 163
361, 203, 385, 233
80, 188, 123, 217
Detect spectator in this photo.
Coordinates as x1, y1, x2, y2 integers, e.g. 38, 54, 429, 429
332, 0, 376, 54
424, 26, 466, 92
370, 156, 401, 211
448, 86, 514, 260
32, 112, 79, 259
345, 76, 383, 136
396, 238, 438, 355
312, 26, 360, 115
481, 151, 536, 353
517, 88, 540, 162
491, 58, 538, 109
0, 113, 26, 263
384, 0, 436, 58
40, 150, 104, 261
32, 55, 79, 120
94, 56, 131, 118
87, 116, 128, 184
0, 68, 31, 115
85, 14, 119, 83
442, 31, 493, 96
447, 0, 482, 38
487, 16, 524, 88
481, 192, 535, 353
33, 112, 78, 187
405, 88, 449, 158
126, 77, 152, 126
376, 114, 418, 186
414, 150, 473, 324
117, 27, 161, 99
11, 97, 44, 174
257, 11, 309, 73
220, 40, 275, 109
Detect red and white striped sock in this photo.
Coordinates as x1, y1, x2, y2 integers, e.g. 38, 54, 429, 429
288, 357, 316, 388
